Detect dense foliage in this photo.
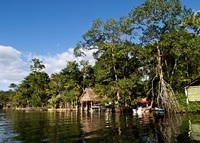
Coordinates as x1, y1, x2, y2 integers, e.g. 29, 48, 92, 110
1, 0, 200, 112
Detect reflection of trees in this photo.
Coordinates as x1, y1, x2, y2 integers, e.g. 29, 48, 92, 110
5, 110, 195, 142
8, 110, 82, 143
79, 111, 102, 139
188, 114, 200, 141
158, 114, 181, 143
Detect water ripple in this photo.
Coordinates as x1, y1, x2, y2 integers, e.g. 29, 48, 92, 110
0, 112, 21, 143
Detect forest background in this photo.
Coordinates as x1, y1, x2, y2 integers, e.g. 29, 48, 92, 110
1, 0, 200, 112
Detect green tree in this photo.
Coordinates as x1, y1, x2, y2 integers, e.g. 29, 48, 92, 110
0, 91, 10, 108
48, 73, 63, 95
29, 59, 50, 106
74, 17, 146, 109
9, 83, 18, 91
30, 58, 45, 73
14, 58, 50, 107
60, 61, 82, 108
80, 60, 95, 89
12, 76, 32, 107
128, 0, 195, 112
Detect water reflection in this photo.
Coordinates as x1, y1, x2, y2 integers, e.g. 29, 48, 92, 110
0, 112, 20, 143
80, 111, 103, 138
157, 114, 181, 143
0, 110, 199, 143
188, 114, 200, 141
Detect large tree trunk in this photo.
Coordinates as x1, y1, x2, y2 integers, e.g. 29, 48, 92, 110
156, 43, 179, 113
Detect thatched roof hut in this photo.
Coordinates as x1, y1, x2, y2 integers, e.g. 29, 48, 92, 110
79, 88, 100, 103
79, 88, 102, 110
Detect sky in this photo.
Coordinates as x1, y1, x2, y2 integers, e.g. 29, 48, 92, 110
0, 0, 200, 91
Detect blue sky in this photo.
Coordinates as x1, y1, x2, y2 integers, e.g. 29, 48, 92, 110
0, 0, 144, 55
0, 0, 200, 91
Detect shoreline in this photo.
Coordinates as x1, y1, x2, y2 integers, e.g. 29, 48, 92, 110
2, 107, 79, 112
2, 106, 200, 114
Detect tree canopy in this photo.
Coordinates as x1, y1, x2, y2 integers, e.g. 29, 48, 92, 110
2, 0, 200, 112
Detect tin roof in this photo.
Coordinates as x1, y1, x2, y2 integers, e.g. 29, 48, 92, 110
185, 78, 200, 88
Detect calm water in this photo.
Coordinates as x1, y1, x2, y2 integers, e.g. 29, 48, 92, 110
0, 109, 199, 143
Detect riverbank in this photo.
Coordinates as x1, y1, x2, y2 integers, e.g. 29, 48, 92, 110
3, 107, 79, 112
2, 105, 200, 114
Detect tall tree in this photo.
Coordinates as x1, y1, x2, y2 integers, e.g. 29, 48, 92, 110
29, 58, 50, 106
60, 61, 82, 108
79, 60, 95, 89
30, 58, 45, 73
128, 0, 194, 112
14, 58, 50, 107
74, 18, 142, 109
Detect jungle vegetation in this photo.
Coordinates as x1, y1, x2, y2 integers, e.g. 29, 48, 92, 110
1, 0, 200, 112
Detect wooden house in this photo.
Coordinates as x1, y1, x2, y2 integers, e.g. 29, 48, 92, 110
185, 78, 200, 104
79, 88, 101, 111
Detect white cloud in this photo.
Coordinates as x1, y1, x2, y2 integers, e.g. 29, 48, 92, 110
0, 45, 29, 90
0, 45, 96, 91
28, 48, 96, 75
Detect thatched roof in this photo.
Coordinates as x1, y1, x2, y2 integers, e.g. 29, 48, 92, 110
79, 88, 100, 103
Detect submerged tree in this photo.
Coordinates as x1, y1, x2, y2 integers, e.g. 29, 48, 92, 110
128, 0, 195, 112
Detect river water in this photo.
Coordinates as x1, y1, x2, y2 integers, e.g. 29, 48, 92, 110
0, 109, 199, 143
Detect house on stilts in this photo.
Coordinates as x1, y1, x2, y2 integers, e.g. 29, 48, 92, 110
184, 78, 200, 104
79, 88, 102, 111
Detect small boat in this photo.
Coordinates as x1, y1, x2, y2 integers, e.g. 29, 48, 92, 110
154, 107, 164, 115
91, 106, 100, 110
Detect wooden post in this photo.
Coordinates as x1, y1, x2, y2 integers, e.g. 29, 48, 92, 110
91, 101, 93, 108
185, 88, 189, 104
86, 102, 88, 110
81, 102, 83, 111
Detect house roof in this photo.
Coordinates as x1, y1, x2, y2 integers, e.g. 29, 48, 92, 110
79, 88, 100, 102
185, 78, 200, 88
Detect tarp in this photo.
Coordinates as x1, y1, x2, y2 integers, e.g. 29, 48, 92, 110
138, 98, 149, 104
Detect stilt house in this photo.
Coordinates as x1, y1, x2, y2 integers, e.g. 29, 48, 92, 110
185, 78, 200, 104
79, 88, 101, 111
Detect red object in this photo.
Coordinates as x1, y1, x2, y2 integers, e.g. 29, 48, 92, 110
138, 98, 149, 104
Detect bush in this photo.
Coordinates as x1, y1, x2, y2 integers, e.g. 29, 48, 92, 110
176, 93, 187, 111
176, 93, 200, 112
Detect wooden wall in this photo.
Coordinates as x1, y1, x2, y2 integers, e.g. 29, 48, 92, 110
188, 86, 200, 101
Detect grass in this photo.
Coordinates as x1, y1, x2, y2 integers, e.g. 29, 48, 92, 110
176, 93, 200, 113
